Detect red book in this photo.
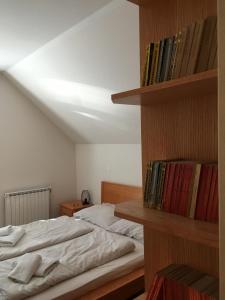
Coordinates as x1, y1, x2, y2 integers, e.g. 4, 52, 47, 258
206, 165, 218, 222
211, 175, 218, 223
146, 274, 164, 300
178, 163, 195, 216
170, 164, 182, 214
162, 163, 176, 212
195, 165, 213, 221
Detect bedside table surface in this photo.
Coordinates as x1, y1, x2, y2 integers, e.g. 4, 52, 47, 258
61, 201, 92, 210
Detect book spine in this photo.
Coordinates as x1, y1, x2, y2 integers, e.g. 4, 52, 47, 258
207, 20, 217, 70
162, 163, 176, 212
179, 22, 196, 77
162, 37, 175, 81
144, 162, 151, 207
152, 42, 160, 84
195, 16, 217, 73
206, 165, 217, 222
156, 39, 165, 83
195, 165, 207, 220
178, 164, 194, 216
149, 162, 160, 208
170, 163, 181, 214
186, 20, 205, 75
189, 164, 201, 218
156, 162, 167, 209
141, 45, 150, 87
173, 28, 188, 79
167, 34, 178, 80
171, 32, 182, 80
195, 165, 212, 221
211, 174, 218, 223
146, 43, 155, 85
160, 38, 169, 82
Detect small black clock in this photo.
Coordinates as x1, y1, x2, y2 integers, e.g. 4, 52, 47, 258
81, 190, 91, 205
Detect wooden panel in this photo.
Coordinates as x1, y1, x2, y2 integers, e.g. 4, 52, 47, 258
218, 0, 225, 298
142, 94, 218, 180
144, 229, 219, 291
138, 0, 218, 293
101, 181, 142, 204
115, 201, 218, 249
112, 70, 217, 105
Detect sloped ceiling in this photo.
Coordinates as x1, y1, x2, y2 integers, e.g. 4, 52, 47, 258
5, 0, 141, 143
0, 0, 112, 70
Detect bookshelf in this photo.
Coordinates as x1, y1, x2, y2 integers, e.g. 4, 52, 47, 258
115, 201, 218, 249
112, 0, 218, 294
112, 69, 217, 105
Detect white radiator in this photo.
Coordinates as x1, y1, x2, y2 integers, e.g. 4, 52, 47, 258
4, 186, 51, 225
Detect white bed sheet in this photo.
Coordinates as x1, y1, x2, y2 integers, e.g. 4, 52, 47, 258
28, 222, 144, 300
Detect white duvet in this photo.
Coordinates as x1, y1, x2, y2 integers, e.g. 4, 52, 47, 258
0, 226, 135, 300
0, 216, 93, 261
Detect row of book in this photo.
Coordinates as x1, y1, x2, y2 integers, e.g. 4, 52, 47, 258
147, 264, 218, 300
142, 15, 217, 86
144, 160, 218, 223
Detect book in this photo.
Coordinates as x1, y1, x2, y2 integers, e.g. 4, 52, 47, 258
155, 162, 167, 209
150, 42, 160, 84
186, 19, 205, 75
173, 27, 188, 79
160, 37, 174, 82
189, 163, 202, 218
162, 163, 176, 212
144, 162, 151, 207
167, 33, 179, 80
195, 16, 217, 73
207, 19, 217, 70
206, 165, 217, 222
156, 39, 166, 83
195, 165, 213, 221
147, 43, 155, 85
179, 22, 196, 77
149, 161, 160, 207
141, 45, 150, 86
147, 264, 219, 300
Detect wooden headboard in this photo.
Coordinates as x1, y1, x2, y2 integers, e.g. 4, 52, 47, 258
101, 181, 142, 204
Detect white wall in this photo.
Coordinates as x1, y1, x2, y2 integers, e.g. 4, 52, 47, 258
75, 144, 142, 203
0, 74, 76, 226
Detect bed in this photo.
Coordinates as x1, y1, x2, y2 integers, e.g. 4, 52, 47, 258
0, 181, 144, 300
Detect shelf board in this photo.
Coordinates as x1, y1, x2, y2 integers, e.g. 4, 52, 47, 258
115, 201, 218, 249
112, 69, 217, 105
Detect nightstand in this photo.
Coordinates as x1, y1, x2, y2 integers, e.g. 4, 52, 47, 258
59, 200, 91, 217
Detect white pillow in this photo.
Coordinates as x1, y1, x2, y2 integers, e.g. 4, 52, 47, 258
107, 219, 143, 242
74, 203, 119, 227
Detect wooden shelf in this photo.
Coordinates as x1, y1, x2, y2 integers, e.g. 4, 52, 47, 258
112, 70, 217, 105
115, 201, 218, 249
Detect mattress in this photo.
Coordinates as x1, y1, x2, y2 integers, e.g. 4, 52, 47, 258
27, 221, 144, 300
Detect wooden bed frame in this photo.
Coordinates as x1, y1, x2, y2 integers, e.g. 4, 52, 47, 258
57, 181, 144, 300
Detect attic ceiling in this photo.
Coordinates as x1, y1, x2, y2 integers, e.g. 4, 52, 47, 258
0, 0, 112, 70
3, 0, 141, 144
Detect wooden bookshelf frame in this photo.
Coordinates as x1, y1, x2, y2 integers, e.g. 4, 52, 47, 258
112, 69, 217, 105
115, 201, 218, 249
112, 0, 219, 294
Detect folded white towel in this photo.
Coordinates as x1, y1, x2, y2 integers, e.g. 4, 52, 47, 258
0, 227, 25, 247
0, 225, 12, 236
35, 256, 59, 277
8, 253, 41, 284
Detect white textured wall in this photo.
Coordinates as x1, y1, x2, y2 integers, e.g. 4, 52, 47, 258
0, 74, 76, 226
75, 144, 142, 203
